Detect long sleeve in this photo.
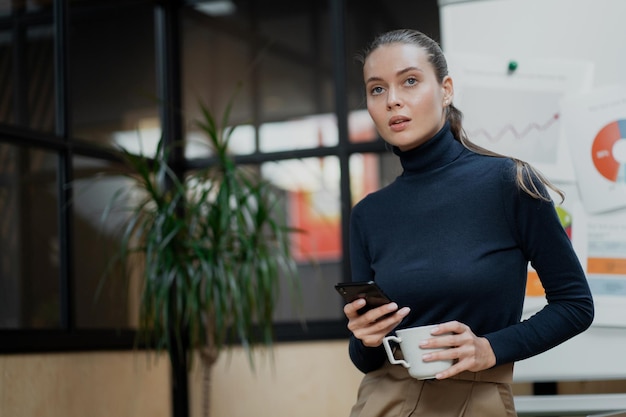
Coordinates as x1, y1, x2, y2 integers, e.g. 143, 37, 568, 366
348, 211, 390, 373
484, 172, 594, 364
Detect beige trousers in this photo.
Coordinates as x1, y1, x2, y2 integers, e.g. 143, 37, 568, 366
348, 361, 516, 417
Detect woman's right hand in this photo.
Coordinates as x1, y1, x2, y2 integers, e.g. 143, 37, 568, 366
344, 299, 411, 347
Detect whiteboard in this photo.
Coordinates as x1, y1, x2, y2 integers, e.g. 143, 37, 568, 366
439, 0, 626, 381
513, 326, 626, 382
440, 0, 626, 87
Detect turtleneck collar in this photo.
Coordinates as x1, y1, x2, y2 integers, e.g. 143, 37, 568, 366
392, 122, 465, 175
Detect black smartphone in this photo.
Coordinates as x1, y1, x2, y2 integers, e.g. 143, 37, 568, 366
334, 281, 392, 315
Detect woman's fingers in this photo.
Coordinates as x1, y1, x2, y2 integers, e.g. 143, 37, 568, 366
345, 301, 411, 347
419, 320, 496, 378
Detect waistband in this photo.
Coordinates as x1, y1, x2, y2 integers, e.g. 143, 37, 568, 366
449, 363, 513, 384
392, 349, 514, 383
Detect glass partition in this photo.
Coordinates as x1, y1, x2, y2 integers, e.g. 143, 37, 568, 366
0, 142, 59, 329
70, 3, 159, 152
71, 155, 137, 329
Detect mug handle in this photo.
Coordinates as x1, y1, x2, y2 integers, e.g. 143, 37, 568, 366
382, 335, 410, 368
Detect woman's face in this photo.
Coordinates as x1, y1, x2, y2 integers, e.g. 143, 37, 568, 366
363, 43, 453, 151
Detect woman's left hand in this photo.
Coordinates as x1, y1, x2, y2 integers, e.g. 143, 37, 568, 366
419, 320, 497, 380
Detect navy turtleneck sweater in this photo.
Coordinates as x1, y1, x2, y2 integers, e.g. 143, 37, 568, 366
348, 122, 594, 374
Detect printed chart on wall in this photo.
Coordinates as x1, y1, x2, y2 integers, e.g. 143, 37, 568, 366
448, 55, 626, 328
560, 85, 626, 327
447, 54, 594, 181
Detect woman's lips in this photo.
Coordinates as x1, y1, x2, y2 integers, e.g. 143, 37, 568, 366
389, 116, 410, 132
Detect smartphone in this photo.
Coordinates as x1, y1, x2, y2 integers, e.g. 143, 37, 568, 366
334, 281, 392, 315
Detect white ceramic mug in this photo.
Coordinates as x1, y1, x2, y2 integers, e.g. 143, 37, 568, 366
382, 325, 453, 380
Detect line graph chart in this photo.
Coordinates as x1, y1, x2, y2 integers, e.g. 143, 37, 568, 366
446, 54, 594, 182
458, 86, 563, 166
469, 113, 560, 143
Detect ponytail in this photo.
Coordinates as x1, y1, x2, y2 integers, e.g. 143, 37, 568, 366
446, 105, 563, 203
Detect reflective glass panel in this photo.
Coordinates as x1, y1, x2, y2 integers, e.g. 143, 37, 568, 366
350, 151, 401, 207
261, 157, 343, 321
259, 113, 338, 153
72, 155, 137, 329
182, 0, 335, 156
181, 7, 254, 159
0, 20, 55, 132
0, 143, 59, 328
0, 29, 12, 125
70, 4, 158, 151
258, 53, 318, 122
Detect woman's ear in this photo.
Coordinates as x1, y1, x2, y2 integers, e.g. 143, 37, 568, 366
442, 75, 454, 105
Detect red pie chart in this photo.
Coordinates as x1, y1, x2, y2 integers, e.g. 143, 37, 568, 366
592, 120, 626, 183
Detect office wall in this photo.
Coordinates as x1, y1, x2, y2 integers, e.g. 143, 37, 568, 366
0, 351, 171, 417
0, 341, 363, 417
198, 340, 364, 417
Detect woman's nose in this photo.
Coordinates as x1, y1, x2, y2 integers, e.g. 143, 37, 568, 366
386, 89, 402, 109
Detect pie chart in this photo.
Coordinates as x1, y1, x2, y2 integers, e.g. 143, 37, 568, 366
592, 119, 626, 183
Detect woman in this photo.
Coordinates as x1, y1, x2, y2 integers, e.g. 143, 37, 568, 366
344, 29, 594, 416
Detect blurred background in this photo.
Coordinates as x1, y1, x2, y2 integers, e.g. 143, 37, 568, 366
1, 1, 624, 416
0, 1, 439, 416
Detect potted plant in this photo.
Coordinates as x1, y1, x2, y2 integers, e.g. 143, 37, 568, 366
101, 93, 301, 417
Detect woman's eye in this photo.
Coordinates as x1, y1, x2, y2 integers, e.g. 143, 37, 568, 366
371, 86, 384, 95
406, 77, 417, 86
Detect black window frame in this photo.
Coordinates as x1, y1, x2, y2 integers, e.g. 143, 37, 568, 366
0, 0, 440, 353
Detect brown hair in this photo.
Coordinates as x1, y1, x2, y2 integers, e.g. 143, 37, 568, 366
359, 29, 563, 202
